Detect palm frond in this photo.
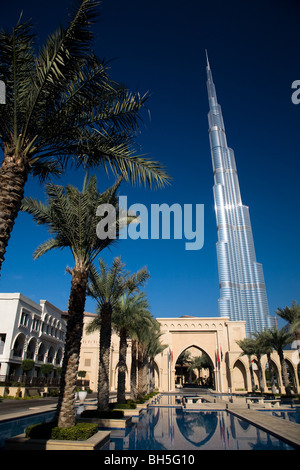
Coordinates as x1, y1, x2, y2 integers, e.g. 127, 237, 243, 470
21, 197, 52, 225
33, 237, 62, 259
126, 266, 150, 293
0, 20, 35, 142
24, 0, 100, 134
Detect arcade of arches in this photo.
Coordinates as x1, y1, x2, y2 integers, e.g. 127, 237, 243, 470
79, 314, 300, 394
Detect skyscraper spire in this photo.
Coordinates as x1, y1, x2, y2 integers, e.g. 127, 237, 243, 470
205, 49, 210, 69
206, 56, 275, 336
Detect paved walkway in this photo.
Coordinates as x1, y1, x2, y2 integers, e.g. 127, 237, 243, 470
0, 394, 100, 422
0, 397, 58, 422
228, 405, 300, 449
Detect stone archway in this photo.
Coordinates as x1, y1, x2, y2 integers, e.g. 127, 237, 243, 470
231, 359, 247, 392
157, 316, 240, 393
285, 358, 298, 393
175, 345, 215, 389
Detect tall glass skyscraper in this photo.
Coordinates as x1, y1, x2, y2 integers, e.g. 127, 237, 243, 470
206, 54, 275, 336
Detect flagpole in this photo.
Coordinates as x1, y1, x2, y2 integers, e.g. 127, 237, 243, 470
168, 348, 170, 392
216, 333, 223, 393
169, 347, 173, 392
215, 337, 220, 392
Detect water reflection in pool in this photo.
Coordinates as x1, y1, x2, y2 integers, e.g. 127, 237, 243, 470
106, 407, 294, 450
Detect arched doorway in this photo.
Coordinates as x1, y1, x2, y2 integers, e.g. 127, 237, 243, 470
264, 359, 280, 393
285, 359, 298, 393
175, 346, 215, 389
231, 359, 247, 392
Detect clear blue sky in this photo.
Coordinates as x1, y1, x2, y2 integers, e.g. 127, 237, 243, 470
0, 0, 299, 329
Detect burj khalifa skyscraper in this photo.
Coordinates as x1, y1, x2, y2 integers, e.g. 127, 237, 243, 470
206, 53, 275, 336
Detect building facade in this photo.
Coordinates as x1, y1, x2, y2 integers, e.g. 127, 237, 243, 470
206, 55, 276, 336
79, 313, 300, 394
0, 294, 298, 394
0, 293, 66, 380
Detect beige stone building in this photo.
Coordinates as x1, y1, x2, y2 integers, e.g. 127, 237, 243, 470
79, 313, 300, 394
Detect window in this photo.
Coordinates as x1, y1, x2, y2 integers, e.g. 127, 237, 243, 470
0, 334, 6, 354
20, 310, 30, 327
84, 358, 91, 367
32, 318, 40, 331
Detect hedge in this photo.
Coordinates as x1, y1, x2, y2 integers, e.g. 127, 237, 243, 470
25, 421, 98, 441
80, 409, 124, 419
109, 400, 136, 410
51, 423, 98, 441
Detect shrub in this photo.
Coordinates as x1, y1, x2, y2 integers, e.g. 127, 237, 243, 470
47, 388, 59, 397
25, 421, 98, 441
25, 421, 57, 439
81, 409, 124, 419
135, 398, 145, 404
109, 400, 136, 410
51, 423, 98, 441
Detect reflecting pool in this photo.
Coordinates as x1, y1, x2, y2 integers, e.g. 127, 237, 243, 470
105, 408, 295, 450
0, 411, 55, 449
261, 409, 300, 424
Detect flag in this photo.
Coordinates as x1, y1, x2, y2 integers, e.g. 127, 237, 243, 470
220, 347, 223, 361
169, 347, 173, 362
216, 348, 220, 363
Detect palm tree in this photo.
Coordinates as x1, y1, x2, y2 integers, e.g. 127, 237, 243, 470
135, 317, 164, 396
187, 355, 211, 386
252, 337, 267, 393
254, 330, 277, 393
86, 258, 149, 411
147, 326, 167, 393
276, 301, 300, 335
128, 310, 157, 400
21, 174, 131, 427
276, 301, 300, 363
0, 0, 170, 271
236, 338, 256, 393
130, 337, 138, 401
264, 327, 294, 395
112, 291, 152, 403
176, 350, 192, 386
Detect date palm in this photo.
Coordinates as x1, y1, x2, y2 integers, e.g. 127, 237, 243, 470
136, 316, 162, 397
0, 0, 170, 271
276, 301, 300, 363
21, 173, 132, 427
252, 336, 267, 393
176, 350, 192, 386
264, 327, 294, 395
254, 330, 277, 393
147, 328, 167, 393
112, 292, 152, 403
188, 355, 211, 386
236, 338, 256, 393
86, 258, 150, 411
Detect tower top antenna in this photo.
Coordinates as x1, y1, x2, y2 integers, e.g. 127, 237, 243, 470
205, 49, 210, 69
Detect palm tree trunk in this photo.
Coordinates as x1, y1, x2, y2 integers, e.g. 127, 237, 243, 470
0, 151, 29, 271
137, 342, 146, 398
98, 304, 112, 411
278, 349, 291, 395
267, 352, 277, 394
257, 355, 265, 393
130, 339, 137, 400
56, 266, 88, 428
142, 352, 148, 394
149, 360, 155, 392
248, 356, 256, 392
296, 331, 300, 364
117, 327, 128, 404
